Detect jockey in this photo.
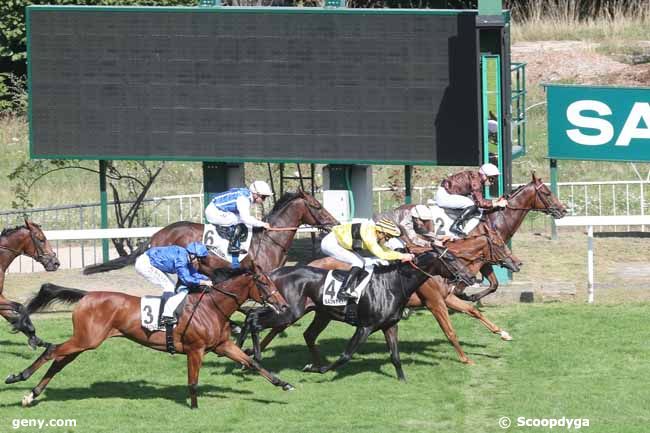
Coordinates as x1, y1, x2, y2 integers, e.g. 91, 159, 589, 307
435, 163, 508, 237
135, 242, 213, 325
204, 181, 274, 254
320, 218, 414, 307
374, 204, 445, 248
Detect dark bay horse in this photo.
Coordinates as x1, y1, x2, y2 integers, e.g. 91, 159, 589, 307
7, 270, 292, 409
252, 223, 519, 365
83, 190, 338, 275
0, 220, 60, 348
238, 252, 477, 380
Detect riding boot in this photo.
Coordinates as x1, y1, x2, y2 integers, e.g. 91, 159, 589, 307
449, 205, 478, 238
165, 323, 176, 355
337, 266, 364, 301
227, 224, 246, 255
344, 301, 358, 325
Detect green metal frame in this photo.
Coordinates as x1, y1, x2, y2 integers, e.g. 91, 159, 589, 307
511, 62, 527, 159
481, 53, 504, 198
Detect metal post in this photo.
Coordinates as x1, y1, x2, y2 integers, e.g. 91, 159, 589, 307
404, 165, 412, 204
587, 224, 594, 304
99, 160, 109, 263
550, 158, 559, 240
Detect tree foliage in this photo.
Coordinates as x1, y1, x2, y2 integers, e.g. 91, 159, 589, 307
9, 159, 164, 255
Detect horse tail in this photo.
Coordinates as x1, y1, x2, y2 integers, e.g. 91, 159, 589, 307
26, 283, 88, 315
82, 242, 149, 275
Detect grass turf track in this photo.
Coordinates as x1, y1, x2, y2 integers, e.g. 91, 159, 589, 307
0, 303, 648, 433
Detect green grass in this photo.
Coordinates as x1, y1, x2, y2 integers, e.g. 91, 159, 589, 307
0, 304, 648, 432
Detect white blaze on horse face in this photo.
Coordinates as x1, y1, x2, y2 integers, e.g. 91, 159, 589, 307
566, 100, 613, 145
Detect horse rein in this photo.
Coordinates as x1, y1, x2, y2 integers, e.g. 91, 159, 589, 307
0, 229, 48, 262
505, 182, 557, 214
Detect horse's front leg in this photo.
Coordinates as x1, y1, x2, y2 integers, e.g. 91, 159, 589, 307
317, 326, 372, 374
214, 340, 294, 391
0, 297, 45, 349
186, 348, 205, 409
466, 264, 499, 302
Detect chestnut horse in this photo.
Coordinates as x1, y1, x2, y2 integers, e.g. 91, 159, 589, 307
248, 223, 519, 365
7, 270, 292, 409
83, 190, 338, 275
0, 220, 60, 348
467, 172, 566, 301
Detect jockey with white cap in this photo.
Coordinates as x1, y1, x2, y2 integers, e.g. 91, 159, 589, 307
434, 163, 508, 237
204, 180, 274, 254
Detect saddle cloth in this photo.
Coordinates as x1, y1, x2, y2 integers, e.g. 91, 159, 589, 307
202, 224, 253, 265
427, 201, 483, 239
322, 261, 376, 307
140, 294, 187, 332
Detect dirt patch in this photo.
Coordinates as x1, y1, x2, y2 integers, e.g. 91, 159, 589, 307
512, 40, 650, 88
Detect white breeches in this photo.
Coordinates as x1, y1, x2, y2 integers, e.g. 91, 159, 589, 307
162, 288, 189, 318
205, 203, 240, 226
135, 254, 176, 293
434, 186, 475, 209
320, 232, 365, 268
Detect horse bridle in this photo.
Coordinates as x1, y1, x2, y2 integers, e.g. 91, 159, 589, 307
0, 227, 50, 262
506, 182, 559, 215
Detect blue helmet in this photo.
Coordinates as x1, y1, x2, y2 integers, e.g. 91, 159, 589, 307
186, 242, 209, 258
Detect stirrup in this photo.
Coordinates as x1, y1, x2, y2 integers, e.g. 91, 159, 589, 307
160, 316, 177, 326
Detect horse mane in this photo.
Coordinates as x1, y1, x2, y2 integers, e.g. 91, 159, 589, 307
212, 267, 251, 285
0, 225, 26, 238
262, 191, 304, 223
505, 182, 529, 199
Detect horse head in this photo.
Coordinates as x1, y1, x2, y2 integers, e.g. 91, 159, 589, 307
412, 250, 477, 287
211, 267, 288, 315
507, 172, 567, 219
478, 224, 521, 272
2, 220, 60, 271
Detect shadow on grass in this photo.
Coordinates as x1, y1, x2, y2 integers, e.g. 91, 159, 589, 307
0, 379, 287, 408
207, 337, 494, 381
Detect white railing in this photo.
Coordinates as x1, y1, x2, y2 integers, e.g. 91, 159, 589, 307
5, 179, 650, 273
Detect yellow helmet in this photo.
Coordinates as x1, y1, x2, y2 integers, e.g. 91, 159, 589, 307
375, 218, 401, 237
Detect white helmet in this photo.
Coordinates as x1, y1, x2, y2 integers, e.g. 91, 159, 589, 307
249, 180, 274, 196
479, 163, 500, 177
410, 204, 433, 221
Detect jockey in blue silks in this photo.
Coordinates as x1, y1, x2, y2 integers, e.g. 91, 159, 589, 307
135, 242, 213, 325
204, 181, 274, 254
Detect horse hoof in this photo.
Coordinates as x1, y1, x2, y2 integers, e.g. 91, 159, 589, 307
243, 348, 254, 356
282, 383, 295, 391
22, 392, 34, 407
302, 364, 315, 372
5, 374, 20, 385
461, 358, 475, 365
499, 330, 513, 341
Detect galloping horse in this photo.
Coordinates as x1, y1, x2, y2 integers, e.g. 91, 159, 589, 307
0, 219, 60, 348
247, 223, 519, 365
7, 270, 292, 409
83, 190, 338, 275
467, 172, 566, 301
240, 252, 477, 380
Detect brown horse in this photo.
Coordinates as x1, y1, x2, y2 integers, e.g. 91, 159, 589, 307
0, 219, 60, 348
252, 223, 519, 365
467, 172, 566, 301
7, 270, 292, 409
83, 190, 339, 275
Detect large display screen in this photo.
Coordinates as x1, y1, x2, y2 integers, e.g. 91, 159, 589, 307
28, 6, 480, 165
